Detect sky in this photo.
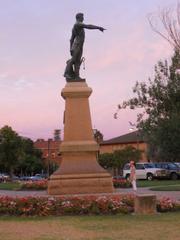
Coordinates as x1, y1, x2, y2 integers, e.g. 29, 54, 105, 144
0, 0, 177, 140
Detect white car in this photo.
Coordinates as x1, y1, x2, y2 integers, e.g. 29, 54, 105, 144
123, 163, 166, 181
175, 162, 180, 168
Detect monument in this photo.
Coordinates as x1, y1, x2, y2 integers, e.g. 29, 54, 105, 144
48, 13, 114, 195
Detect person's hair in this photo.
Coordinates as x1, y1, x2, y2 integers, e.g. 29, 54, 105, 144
76, 13, 84, 20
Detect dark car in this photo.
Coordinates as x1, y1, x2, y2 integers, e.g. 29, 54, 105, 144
29, 175, 44, 181
154, 162, 180, 180
19, 176, 31, 181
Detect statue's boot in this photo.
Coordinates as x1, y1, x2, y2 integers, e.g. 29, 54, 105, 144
74, 64, 84, 81
64, 60, 74, 79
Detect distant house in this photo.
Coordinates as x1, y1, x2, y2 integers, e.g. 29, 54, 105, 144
34, 131, 148, 164
100, 131, 148, 162
34, 139, 62, 165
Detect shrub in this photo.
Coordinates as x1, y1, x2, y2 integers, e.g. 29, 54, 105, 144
0, 194, 179, 216
157, 197, 180, 212
113, 178, 131, 188
0, 194, 134, 216
20, 180, 47, 190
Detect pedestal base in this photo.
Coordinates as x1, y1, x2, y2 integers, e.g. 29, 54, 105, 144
48, 81, 114, 195
48, 173, 113, 195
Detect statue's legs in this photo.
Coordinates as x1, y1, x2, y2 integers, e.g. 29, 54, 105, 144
64, 59, 75, 79
74, 47, 83, 79
64, 47, 83, 80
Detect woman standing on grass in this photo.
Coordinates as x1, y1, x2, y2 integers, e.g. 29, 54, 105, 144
130, 161, 137, 192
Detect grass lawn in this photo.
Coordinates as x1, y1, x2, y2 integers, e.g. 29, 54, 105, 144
150, 185, 180, 191
0, 182, 21, 190
137, 180, 180, 188
0, 212, 179, 240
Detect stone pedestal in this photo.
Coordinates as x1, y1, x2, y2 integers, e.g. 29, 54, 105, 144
48, 82, 114, 195
134, 194, 157, 214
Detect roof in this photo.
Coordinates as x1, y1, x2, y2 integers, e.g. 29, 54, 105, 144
101, 131, 145, 145
34, 139, 61, 149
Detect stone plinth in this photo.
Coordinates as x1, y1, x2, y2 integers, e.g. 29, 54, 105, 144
134, 194, 157, 214
48, 82, 114, 195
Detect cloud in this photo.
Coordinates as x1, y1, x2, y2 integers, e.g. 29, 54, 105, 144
0, 72, 34, 91
14, 77, 34, 90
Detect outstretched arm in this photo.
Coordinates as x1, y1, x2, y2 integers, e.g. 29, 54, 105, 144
81, 23, 106, 32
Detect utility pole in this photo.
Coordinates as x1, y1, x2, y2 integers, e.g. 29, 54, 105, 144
47, 139, 52, 178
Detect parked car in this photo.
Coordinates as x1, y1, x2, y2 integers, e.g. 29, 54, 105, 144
35, 173, 48, 179
174, 162, 180, 168
29, 175, 44, 181
12, 175, 20, 182
154, 162, 180, 180
19, 176, 31, 181
123, 163, 166, 181
0, 173, 10, 182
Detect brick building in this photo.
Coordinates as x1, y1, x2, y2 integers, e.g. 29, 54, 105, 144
100, 131, 148, 162
34, 131, 148, 165
34, 139, 62, 165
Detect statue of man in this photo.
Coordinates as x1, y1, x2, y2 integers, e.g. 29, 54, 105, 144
64, 13, 105, 81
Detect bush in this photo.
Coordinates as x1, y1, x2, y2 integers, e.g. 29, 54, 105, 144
157, 197, 180, 212
0, 195, 134, 216
0, 194, 179, 216
20, 180, 47, 190
113, 178, 131, 188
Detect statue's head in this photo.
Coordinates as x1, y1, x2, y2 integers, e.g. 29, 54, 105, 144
76, 13, 84, 22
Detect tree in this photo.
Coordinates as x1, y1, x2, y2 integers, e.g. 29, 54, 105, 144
18, 138, 44, 175
117, 51, 180, 161
148, 3, 180, 52
0, 125, 45, 177
98, 146, 141, 175
0, 126, 22, 177
98, 152, 114, 169
113, 146, 142, 175
93, 129, 104, 144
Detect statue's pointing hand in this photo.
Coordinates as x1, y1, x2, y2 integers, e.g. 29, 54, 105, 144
99, 27, 106, 32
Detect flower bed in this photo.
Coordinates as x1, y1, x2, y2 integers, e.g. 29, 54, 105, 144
0, 195, 134, 216
20, 180, 47, 190
0, 194, 179, 216
157, 197, 180, 212
113, 178, 131, 188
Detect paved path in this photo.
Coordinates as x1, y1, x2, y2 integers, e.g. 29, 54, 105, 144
0, 188, 180, 202
116, 187, 180, 202
0, 190, 47, 197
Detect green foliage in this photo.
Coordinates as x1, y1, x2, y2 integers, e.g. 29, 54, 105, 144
98, 146, 141, 171
93, 129, 103, 143
0, 125, 44, 176
98, 152, 114, 169
0, 126, 22, 176
113, 146, 141, 170
18, 138, 44, 175
118, 50, 180, 161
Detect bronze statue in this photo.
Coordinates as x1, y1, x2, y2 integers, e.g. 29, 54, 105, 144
64, 13, 105, 81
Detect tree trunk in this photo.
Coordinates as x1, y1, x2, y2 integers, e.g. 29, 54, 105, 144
10, 167, 14, 181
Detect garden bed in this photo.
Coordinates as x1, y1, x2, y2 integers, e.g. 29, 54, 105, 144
0, 194, 179, 216
0, 180, 47, 191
